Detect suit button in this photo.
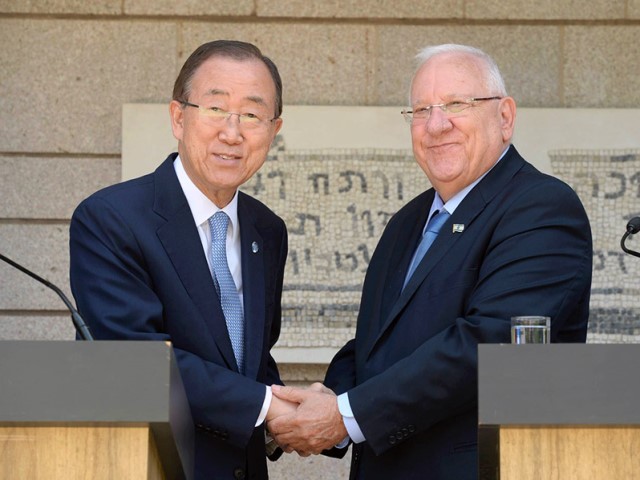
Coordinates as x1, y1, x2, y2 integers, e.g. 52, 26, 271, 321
388, 434, 397, 445
408, 425, 416, 433
234, 467, 246, 479
401, 428, 409, 438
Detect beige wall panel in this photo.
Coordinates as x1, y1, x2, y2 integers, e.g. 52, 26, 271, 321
630, 0, 640, 18
180, 22, 375, 105
375, 26, 561, 107
466, 0, 625, 19
0, 19, 177, 155
1, 156, 120, 219
0, 315, 75, 340
0, 0, 121, 14
564, 27, 640, 107
124, 0, 254, 16
257, 0, 463, 19
0, 224, 71, 310
278, 363, 328, 385
268, 452, 351, 480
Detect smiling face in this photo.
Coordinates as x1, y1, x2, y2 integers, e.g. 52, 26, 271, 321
409, 52, 516, 201
169, 55, 283, 207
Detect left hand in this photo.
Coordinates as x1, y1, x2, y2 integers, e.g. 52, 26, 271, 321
267, 384, 348, 455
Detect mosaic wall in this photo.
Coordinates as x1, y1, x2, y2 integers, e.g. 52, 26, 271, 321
550, 150, 640, 343
241, 147, 640, 346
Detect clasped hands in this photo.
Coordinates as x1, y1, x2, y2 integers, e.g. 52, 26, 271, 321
266, 383, 348, 457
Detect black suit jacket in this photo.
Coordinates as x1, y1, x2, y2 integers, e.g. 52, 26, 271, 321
325, 146, 592, 479
70, 153, 287, 480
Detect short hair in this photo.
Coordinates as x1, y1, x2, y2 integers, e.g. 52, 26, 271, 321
413, 44, 508, 97
172, 40, 283, 118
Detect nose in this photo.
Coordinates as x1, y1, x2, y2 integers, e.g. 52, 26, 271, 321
424, 107, 453, 136
218, 115, 243, 144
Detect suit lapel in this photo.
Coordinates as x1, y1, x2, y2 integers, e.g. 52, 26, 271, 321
238, 194, 266, 380
357, 194, 431, 357
367, 146, 527, 358
153, 155, 238, 371
378, 192, 433, 324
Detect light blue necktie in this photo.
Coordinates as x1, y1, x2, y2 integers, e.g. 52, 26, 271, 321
209, 211, 245, 373
403, 209, 450, 289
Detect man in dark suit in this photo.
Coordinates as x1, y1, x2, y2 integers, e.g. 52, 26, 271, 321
70, 40, 296, 480
267, 44, 592, 479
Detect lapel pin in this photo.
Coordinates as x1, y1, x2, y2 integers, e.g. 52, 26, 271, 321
452, 224, 465, 233
251, 241, 259, 253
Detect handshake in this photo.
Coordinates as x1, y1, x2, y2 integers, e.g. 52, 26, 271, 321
265, 383, 348, 457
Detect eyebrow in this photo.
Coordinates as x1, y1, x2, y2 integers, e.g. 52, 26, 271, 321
205, 88, 268, 107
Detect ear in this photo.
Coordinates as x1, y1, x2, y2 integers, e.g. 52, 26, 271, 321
169, 100, 185, 142
499, 96, 517, 142
272, 116, 283, 136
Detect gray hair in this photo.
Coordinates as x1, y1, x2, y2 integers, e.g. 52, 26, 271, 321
412, 44, 508, 97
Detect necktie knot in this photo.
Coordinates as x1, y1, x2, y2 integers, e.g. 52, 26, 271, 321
209, 211, 230, 242
425, 209, 450, 236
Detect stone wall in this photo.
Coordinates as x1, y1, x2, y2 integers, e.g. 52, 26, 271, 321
2, 2, 640, 478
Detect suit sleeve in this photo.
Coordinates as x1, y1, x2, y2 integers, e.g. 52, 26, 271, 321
343, 178, 592, 455
324, 339, 357, 395
69, 195, 274, 450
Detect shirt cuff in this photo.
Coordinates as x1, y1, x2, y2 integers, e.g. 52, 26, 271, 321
256, 385, 272, 427
337, 392, 366, 444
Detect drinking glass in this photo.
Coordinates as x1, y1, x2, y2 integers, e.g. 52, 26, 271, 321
510, 316, 550, 344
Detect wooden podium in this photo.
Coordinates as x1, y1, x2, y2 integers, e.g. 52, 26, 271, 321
478, 344, 640, 480
0, 341, 194, 480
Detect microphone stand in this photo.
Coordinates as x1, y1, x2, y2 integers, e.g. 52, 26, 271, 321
621, 232, 640, 258
0, 252, 94, 340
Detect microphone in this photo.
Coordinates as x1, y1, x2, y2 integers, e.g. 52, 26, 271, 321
621, 217, 640, 258
627, 217, 640, 235
0, 252, 94, 340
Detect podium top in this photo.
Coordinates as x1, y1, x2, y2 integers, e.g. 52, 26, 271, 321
0, 340, 194, 480
478, 344, 640, 426
0, 340, 184, 422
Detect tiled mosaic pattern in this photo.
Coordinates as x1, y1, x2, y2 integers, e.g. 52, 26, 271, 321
550, 150, 640, 343
241, 148, 640, 347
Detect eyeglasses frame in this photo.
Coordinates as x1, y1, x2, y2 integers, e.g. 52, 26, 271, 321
401, 96, 503, 124
180, 101, 279, 127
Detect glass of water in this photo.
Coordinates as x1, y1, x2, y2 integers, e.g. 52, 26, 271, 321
510, 316, 550, 344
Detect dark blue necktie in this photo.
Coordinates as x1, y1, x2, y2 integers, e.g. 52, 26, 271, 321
403, 209, 450, 289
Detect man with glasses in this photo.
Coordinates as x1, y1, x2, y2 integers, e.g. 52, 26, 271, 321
268, 44, 592, 479
70, 40, 295, 480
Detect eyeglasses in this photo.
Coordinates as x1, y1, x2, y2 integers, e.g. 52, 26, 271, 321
401, 96, 502, 125
181, 101, 278, 129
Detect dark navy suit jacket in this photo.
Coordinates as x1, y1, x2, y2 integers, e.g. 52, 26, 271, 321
70, 153, 287, 480
325, 146, 592, 479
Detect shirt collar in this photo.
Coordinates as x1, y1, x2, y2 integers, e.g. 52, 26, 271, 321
173, 155, 240, 234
